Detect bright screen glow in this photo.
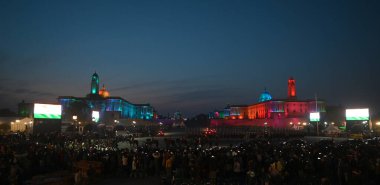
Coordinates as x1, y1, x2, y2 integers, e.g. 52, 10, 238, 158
92, 111, 99, 122
34, 104, 62, 119
345, 109, 369, 121
310, 112, 320, 122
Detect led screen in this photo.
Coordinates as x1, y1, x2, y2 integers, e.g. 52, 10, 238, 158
92, 111, 99, 122
345, 109, 369, 121
310, 112, 320, 122
34, 104, 62, 119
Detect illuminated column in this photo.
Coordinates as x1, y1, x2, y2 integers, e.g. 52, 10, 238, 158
288, 77, 296, 99
91, 72, 99, 95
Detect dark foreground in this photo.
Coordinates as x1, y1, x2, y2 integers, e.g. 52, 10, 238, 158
1, 132, 380, 185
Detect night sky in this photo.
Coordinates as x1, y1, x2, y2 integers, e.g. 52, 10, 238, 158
1, 0, 379, 117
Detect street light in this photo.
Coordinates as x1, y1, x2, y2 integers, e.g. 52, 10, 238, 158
72, 115, 78, 126
72, 115, 79, 133
376, 122, 380, 126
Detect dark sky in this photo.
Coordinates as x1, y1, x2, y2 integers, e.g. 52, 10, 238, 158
1, 0, 379, 117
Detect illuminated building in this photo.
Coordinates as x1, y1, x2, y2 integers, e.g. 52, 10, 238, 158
288, 77, 296, 99
58, 73, 155, 124
211, 77, 326, 128
99, 84, 110, 98
258, 89, 272, 102
91, 72, 100, 95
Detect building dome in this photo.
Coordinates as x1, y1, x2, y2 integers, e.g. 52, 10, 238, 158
258, 89, 272, 102
99, 84, 110, 98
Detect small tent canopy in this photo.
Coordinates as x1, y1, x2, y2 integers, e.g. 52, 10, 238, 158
323, 124, 341, 134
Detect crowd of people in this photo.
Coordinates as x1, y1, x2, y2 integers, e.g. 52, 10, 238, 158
1, 131, 380, 185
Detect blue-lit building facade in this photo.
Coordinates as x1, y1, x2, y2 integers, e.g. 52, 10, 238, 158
58, 73, 154, 124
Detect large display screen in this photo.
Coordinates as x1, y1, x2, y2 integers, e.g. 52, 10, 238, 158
92, 111, 99, 122
345, 108, 369, 121
34, 104, 62, 119
310, 112, 320, 122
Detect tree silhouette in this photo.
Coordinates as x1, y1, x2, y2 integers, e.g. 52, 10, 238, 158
185, 114, 210, 127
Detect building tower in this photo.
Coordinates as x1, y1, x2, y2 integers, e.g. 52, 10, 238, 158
288, 77, 296, 99
91, 72, 99, 95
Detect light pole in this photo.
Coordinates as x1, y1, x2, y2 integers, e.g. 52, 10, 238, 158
315, 94, 319, 136
29, 121, 33, 135
316, 122, 319, 136
73, 115, 78, 132
24, 122, 28, 132
78, 122, 82, 133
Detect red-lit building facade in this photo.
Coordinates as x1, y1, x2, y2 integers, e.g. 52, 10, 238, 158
210, 77, 326, 128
